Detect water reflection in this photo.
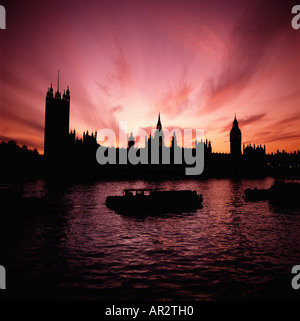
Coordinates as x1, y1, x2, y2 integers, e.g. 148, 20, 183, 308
0, 177, 299, 300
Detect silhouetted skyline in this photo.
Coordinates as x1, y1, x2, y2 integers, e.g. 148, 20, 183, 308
1, 81, 299, 182
1, 74, 299, 181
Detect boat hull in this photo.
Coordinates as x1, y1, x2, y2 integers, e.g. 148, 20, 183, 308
243, 188, 271, 200
244, 181, 300, 207
106, 190, 203, 214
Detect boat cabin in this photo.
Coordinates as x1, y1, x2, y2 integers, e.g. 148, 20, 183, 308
123, 188, 160, 197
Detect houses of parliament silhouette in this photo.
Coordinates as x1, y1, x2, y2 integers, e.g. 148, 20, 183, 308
1, 74, 298, 181
42, 73, 282, 179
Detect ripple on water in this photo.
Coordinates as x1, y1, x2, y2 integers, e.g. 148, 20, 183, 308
1, 177, 300, 300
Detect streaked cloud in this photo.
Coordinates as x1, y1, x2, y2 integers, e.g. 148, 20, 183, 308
0, 0, 299, 153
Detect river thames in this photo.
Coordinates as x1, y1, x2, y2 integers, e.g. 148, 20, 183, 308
1, 177, 300, 300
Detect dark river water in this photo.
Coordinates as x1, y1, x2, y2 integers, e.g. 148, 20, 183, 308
1, 177, 300, 301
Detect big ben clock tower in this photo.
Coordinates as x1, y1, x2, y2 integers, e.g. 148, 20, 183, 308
230, 114, 241, 157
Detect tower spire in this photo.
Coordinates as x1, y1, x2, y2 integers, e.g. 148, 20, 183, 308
233, 113, 238, 126
157, 112, 162, 130
57, 70, 60, 93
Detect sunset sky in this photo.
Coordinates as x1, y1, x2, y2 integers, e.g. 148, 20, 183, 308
0, 0, 299, 153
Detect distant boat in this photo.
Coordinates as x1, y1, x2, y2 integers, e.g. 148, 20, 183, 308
243, 187, 271, 200
106, 188, 203, 213
244, 178, 300, 207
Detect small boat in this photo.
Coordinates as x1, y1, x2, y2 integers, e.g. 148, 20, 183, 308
244, 178, 300, 207
243, 187, 271, 200
106, 188, 203, 213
